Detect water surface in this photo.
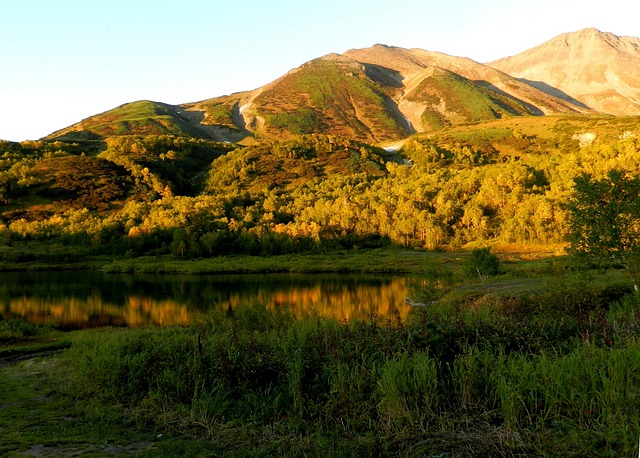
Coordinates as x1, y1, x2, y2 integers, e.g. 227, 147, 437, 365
0, 271, 412, 328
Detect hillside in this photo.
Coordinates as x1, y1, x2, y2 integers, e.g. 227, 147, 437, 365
204, 134, 388, 195
46, 100, 218, 141
490, 28, 640, 116
47, 29, 640, 144
185, 47, 585, 142
4, 113, 640, 260
343, 45, 588, 127
0, 135, 233, 224
186, 57, 413, 143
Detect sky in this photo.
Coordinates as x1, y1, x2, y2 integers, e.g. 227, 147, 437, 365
1, 0, 637, 141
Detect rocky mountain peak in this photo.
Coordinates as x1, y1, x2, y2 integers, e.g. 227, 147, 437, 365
489, 28, 640, 115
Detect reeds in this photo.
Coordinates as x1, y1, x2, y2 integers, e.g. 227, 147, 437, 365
67, 289, 640, 455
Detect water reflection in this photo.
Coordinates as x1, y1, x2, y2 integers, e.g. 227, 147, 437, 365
0, 271, 412, 328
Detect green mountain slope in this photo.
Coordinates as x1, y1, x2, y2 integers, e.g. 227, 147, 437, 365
46, 100, 216, 141
342, 45, 590, 128
177, 47, 588, 143
404, 66, 539, 131
188, 57, 412, 143
249, 58, 410, 142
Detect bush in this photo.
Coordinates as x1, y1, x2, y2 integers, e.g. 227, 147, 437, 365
465, 247, 501, 278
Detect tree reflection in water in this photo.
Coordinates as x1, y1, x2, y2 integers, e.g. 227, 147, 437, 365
0, 271, 413, 328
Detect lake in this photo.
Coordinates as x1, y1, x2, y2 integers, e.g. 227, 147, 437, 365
0, 271, 414, 328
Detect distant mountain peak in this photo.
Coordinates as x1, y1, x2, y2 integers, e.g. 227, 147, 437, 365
489, 28, 640, 115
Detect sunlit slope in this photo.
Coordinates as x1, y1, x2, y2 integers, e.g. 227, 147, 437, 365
343, 44, 588, 131
490, 28, 640, 116
43, 41, 606, 144
46, 100, 216, 141
190, 57, 412, 143
188, 48, 587, 141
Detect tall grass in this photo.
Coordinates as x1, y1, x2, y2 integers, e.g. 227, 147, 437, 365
377, 352, 440, 433
67, 287, 640, 455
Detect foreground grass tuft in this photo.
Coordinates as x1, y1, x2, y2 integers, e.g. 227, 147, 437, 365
2, 282, 640, 456
69, 290, 640, 455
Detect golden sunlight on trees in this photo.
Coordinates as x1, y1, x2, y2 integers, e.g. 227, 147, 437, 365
1, 122, 639, 258
566, 170, 640, 291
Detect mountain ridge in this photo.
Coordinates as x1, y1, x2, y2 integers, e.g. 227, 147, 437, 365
489, 28, 640, 115
45, 28, 638, 143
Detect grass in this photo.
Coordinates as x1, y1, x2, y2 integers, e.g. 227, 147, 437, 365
406, 68, 535, 130
0, 321, 143, 456
98, 247, 464, 274
0, 323, 222, 457
253, 59, 407, 142
47, 100, 212, 141
2, 264, 640, 456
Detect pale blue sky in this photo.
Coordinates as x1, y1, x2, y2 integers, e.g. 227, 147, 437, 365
1, 0, 637, 141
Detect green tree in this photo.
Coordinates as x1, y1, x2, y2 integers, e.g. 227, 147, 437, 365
566, 170, 640, 292
465, 247, 501, 279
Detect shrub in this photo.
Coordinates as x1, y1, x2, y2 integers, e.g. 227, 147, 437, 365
465, 247, 501, 278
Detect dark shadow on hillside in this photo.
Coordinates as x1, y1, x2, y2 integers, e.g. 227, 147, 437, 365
383, 96, 416, 134
43, 135, 108, 156
519, 79, 592, 110
474, 80, 545, 116
359, 64, 416, 135
175, 109, 249, 143
47, 129, 105, 142
361, 63, 404, 89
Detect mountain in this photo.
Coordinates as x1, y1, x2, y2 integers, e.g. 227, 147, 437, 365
47, 100, 218, 141
489, 28, 640, 116
341, 45, 588, 129
45, 29, 640, 144
185, 47, 585, 142
48, 48, 588, 144
185, 57, 413, 143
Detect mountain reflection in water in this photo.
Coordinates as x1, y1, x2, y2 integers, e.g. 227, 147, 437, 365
0, 271, 412, 329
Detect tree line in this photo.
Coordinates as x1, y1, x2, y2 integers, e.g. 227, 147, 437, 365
0, 127, 639, 259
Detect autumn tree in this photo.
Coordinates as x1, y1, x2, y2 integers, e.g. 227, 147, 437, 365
565, 170, 640, 292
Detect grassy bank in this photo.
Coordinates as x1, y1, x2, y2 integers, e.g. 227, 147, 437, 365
98, 248, 462, 274
2, 271, 640, 456
0, 246, 457, 274
0, 245, 565, 275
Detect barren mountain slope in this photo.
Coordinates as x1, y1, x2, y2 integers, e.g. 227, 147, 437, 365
344, 45, 589, 119
489, 28, 640, 115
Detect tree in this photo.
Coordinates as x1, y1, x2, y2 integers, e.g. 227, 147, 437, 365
565, 170, 640, 292
465, 247, 501, 279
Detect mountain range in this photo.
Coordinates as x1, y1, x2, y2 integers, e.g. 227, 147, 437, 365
47, 28, 640, 144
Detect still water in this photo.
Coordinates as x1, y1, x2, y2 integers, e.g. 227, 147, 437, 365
0, 271, 413, 329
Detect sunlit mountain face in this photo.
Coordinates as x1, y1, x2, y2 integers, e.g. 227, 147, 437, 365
489, 28, 640, 116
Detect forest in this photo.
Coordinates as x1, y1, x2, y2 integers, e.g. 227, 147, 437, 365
1, 114, 639, 263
